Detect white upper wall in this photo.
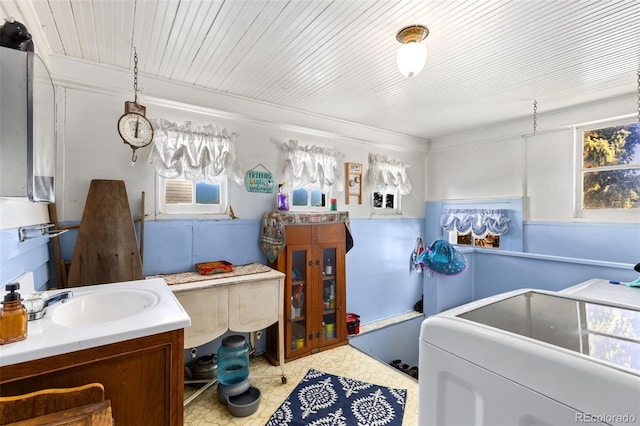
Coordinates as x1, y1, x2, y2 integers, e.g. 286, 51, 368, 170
426, 94, 637, 222
3, 53, 636, 228
427, 136, 524, 201
51, 56, 428, 223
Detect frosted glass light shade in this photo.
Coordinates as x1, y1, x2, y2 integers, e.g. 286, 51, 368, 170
396, 42, 427, 77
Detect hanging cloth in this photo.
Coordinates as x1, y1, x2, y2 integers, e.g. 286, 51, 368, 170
367, 153, 412, 195
282, 139, 344, 192
410, 237, 425, 273
148, 119, 243, 184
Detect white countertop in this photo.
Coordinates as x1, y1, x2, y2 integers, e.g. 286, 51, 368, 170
0, 278, 191, 367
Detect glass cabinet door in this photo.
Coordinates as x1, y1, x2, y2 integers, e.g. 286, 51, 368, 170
321, 247, 338, 343
289, 247, 309, 354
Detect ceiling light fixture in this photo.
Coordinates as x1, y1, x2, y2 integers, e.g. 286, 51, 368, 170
396, 24, 429, 77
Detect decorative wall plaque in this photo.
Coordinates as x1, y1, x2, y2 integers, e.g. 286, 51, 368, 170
245, 164, 274, 193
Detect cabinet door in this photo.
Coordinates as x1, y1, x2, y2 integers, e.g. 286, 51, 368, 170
228, 278, 281, 332
318, 243, 346, 348
174, 287, 228, 349
285, 244, 313, 359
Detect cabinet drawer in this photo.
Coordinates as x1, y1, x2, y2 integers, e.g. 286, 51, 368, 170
285, 225, 311, 245
313, 223, 345, 244
285, 224, 345, 245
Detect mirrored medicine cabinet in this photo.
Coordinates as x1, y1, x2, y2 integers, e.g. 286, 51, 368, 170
0, 45, 56, 202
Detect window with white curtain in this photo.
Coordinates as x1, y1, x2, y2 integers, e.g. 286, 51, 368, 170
148, 119, 243, 216
441, 209, 510, 248
367, 153, 411, 215
282, 140, 343, 210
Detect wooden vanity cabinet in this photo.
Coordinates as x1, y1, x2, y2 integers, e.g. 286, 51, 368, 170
0, 329, 184, 425
265, 223, 347, 364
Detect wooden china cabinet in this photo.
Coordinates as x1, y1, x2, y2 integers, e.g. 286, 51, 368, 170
265, 222, 348, 364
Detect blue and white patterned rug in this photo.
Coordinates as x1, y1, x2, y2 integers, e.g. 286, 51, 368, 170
265, 368, 407, 426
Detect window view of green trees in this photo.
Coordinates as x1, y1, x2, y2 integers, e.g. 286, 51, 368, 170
582, 122, 640, 209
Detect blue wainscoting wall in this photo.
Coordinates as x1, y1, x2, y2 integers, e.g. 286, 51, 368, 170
424, 250, 637, 317
57, 216, 426, 323
348, 316, 423, 369
345, 218, 424, 325
15, 205, 635, 368
57, 219, 267, 277
0, 227, 51, 291
525, 221, 640, 264
345, 218, 424, 368
423, 247, 475, 316
54, 215, 426, 363
143, 219, 267, 275
473, 250, 637, 298
424, 200, 640, 317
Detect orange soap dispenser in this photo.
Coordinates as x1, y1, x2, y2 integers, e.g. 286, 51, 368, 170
0, 283, 27, 345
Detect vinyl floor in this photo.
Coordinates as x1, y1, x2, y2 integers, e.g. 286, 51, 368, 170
183, 344, 419, 425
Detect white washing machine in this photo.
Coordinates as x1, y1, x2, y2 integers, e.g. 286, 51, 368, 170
419, 283, 640, 426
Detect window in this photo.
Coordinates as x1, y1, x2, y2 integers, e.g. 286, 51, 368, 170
368, 153, 411, 215
373, 188, 400, 212
291, 187, 328, 209
448, 230, 501, 248
441, 208, 509, 249
576, 119, 640, 221
148, 119, 243, 217
282, 140, 342, 210
158, 176, 226, 215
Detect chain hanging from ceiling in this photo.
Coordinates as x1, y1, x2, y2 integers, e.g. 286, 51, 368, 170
133, 48, 139, 105
532, 99, 538, 136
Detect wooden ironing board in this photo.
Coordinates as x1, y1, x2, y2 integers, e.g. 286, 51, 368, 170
67, 179, 142, 287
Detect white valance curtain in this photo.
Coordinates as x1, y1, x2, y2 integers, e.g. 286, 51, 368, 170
440, 209, 510, 236
367, 153, 412, 195
282, 140, 344, 192
148, 119, 243, 185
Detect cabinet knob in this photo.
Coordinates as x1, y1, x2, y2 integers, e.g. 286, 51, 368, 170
309, 334, 313, 340
315, 259, 320, 266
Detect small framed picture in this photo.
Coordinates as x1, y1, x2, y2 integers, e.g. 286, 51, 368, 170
345, 162, 363, 204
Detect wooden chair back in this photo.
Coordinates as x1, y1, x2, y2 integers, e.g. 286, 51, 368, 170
0, 383, 112, 425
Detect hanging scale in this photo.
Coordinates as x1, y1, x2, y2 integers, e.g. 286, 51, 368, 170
117, 48, 154, 162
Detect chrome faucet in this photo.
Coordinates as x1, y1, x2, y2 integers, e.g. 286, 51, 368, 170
25, 290, 73, 321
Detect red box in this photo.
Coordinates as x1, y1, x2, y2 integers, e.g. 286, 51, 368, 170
195, 260, 234, 275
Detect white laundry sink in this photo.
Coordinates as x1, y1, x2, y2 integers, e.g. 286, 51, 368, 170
0, 278, 190, 367
50, 288, 160, 326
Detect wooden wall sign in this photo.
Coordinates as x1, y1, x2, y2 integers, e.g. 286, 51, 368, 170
345, 162, 363, 204
245, 164, 274, 193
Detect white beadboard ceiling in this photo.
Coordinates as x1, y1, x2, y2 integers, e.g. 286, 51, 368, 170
3, 0, 640, 141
